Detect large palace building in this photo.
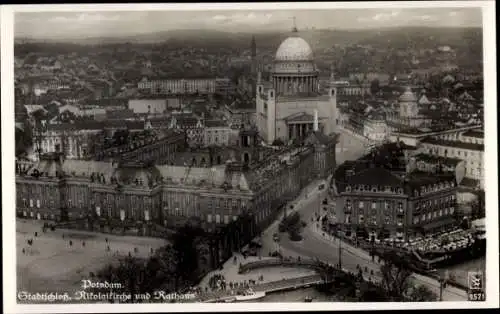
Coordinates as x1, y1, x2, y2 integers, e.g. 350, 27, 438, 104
16, 126, 337, 236
256, 26, 337, 144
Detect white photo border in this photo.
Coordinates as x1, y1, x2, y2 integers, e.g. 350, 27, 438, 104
2, 1, 498, 312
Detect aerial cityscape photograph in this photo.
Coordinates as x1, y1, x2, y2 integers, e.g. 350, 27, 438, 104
9, 4, 491, 306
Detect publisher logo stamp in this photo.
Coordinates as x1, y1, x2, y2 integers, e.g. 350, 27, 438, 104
467, 271, 485, 301
468, 271, 484, 290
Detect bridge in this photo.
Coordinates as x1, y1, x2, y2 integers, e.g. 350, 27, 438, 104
196, 257, 346, 302
198, 274, 326, 303
238, 257, 327, 274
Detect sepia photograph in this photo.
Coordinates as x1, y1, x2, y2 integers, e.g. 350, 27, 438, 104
2, 1, 498, 312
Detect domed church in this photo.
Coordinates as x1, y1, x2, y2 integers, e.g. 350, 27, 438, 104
256, 21, 337, 144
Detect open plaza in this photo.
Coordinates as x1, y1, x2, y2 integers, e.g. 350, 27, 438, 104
16, 219, 167, 298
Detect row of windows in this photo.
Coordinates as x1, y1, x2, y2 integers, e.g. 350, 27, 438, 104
208, 198, 246, 210
358, 214, 403, 226
413, 207, 454, 224
207, 214, 238, 224
426, 145, 482, 158
345, 185, 404, 194
346, 200, 403, 210
415, 195, 455, 210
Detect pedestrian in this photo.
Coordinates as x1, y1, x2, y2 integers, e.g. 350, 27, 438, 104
107, 245, 111, 252
82, 241, 86, 247
69, 240, 73, 246
34, 232, 38, 237
105, 237, 108, 243
22, 248, 25, 254
62, 234, 64, 239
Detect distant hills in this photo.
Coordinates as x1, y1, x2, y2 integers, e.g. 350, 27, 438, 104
15, 26, 482, 52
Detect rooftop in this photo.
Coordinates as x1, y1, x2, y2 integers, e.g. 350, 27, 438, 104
420, 137, 484, 151
461, 130, 484, 139
414, 153, 463, 166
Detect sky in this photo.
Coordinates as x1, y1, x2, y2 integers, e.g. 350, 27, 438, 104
14, 7, 482, 39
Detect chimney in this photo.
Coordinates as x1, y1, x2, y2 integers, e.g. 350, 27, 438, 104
313, 109, 319, 132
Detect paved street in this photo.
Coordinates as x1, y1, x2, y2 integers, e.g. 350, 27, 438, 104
259, 129, 468, 301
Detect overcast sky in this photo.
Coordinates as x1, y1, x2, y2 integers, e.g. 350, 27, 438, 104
15, 7, 482, 39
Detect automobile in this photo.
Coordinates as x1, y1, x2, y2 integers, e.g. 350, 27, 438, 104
318, 184, 325, 190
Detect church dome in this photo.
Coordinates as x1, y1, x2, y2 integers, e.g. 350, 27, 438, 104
275, 36, 314, 62
399, 87, 417, 102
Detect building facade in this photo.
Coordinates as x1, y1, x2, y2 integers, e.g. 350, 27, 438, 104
16, 137, 335, 235
256, 27, 337, 144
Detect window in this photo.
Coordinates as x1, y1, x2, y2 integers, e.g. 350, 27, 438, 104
359, 201, 364, 209
207, 214, 212, 223
36, 200, 40, 208
439, 209, 443, 216
233, 216, 238, 221
371, 202, 377, 209
29, 199, 33, 207
224, 215, 229, 224
385, 216, 390, 224
444, 208, 449, 214
421, 214, 426, 221
358, 215, 364, 224
433, 211, 437, 218
449, 207, 455, 214
427, 213, 432, 220
346, 186, 352, 192
414, 217, 420, 224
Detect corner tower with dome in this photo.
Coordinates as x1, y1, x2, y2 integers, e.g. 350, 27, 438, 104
256, 22, 338, 144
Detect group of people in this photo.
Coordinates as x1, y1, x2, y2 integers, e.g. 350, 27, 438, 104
20, 223, 155, 260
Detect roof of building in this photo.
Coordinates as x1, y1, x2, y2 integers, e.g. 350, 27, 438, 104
205, 120, 229, 128
461, 130, 484, 139
275, 35, 314, 62
405, 171, 456, 190
345, 167, 403, 186
399, 87, 417, 102
284, 112, 315, 122
414, 153, 463, 166
155, 164, 250, 191
420, 137, 484, 151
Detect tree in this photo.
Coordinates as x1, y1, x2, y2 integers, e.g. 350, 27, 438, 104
379, 251, 413, 301
405, 285, 438, 302
170, 223, 205, 289
358, 282, 388, 302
